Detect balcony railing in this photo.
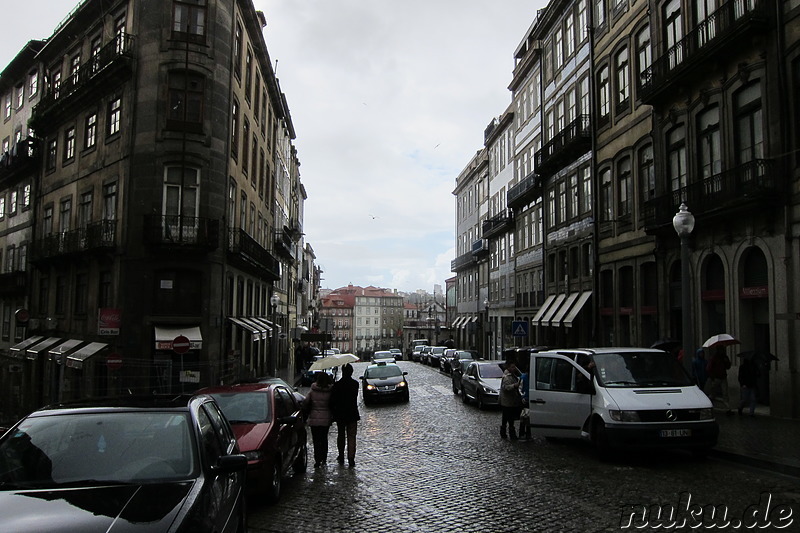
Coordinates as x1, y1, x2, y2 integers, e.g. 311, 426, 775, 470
472, 239, 489, 258
507, 171, 542, 209
274, 229, 294, 261
32, 220, 118, 261
31, 34, 136, 131
143, 215, 219, 250
451, 251, 477, 272
643, 159, 780, 233
482, 209, 515, 239
0, 138, 38, 181
640, 0, 768, 103
534, 115, 591, 177
227, 228, 280, 281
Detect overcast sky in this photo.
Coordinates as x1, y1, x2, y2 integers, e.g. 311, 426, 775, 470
0, 0, 548, 293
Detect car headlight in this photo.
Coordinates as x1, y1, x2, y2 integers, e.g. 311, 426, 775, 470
609, 410, 640, 422
698, 408, 714, 420
397, 381, 407, 388
480, 385, 498, 394
243, 450, 263, 461
365, 384, 376, 391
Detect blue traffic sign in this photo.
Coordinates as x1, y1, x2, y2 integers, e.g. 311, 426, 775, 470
512, 320, 529, 337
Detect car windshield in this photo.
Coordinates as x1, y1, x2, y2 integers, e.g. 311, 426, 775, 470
210, 392, 271, 424
456, 351, 474, 360
365, 366, 403, 379
0, 412, 196, 488
478, 364, 504, 378
593, 352, 693, 387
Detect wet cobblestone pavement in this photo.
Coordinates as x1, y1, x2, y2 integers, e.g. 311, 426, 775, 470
247, 361, 799, 532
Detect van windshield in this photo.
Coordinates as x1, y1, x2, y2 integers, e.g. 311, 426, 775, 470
592, 352, 693, 388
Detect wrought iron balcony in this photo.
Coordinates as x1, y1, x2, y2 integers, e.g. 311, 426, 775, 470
227, 228, 280, 281
640, 0, 768, 104
534, 115, 591, 177
0, 138, 38, 182
472, 239, 489, 258
451, 251, 477, 272
143, 215, 219, 250
32, 220, 118, 261
482, 209, 515, 239
643, 159, 780, 234
31, 34, 136, 132
507, 171, 542, 209
274, 228, 294, 261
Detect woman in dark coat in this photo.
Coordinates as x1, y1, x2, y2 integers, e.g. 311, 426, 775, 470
302, 371, 333, 467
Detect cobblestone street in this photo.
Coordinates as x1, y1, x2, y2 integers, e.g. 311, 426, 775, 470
247, 361, 799, 532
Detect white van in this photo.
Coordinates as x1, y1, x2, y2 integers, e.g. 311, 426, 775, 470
527, 348, 718, 454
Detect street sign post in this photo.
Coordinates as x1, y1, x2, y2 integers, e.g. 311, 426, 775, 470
512, 321, 529, 337
172, 335, 191, 354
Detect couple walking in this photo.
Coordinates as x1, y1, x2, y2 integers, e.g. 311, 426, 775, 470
302, 363, 360, 467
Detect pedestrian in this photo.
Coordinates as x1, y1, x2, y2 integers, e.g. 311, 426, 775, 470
692, 348, 708, 392
302, 371, 333, 467
499, 361, 523, 440
330, 363, 360, 467
705, 346, 733, 415
518, 363, 531, 440
737, 357, 760, 417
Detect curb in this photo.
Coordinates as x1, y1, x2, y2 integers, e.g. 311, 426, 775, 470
709, 448, 800, 479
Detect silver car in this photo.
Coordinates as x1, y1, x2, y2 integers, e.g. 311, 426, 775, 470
460, 361, 505, 409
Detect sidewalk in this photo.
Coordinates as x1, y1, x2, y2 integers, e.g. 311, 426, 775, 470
710, 406, 800, 477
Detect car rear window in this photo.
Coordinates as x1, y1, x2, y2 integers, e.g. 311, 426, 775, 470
210, 392, 272, 424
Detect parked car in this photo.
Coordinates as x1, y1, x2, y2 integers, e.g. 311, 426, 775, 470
408, 339, 429, 359
427, 346, 447, 367
451, 350, 478, 371
389, 348, 403, 361
419, 346, 433, 364
360, 363, 410, 405
371, 350, 396, 364
440, 349, 458, 373
451, 358, 476, 395
411, 345, 427, 362
527, 348, 718, 456
197, 381, 307, 502
460, 360, 505, 409
0, 394, 247, 533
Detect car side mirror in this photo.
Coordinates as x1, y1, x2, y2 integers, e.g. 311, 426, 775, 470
278, 415, 299, 425
403, 371, 408, 375
214, 453, 248, 473
359, 376, 365, 380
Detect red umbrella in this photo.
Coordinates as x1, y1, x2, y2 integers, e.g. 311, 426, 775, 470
702, 333, 740, 348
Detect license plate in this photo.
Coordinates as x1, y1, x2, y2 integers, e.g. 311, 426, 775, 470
379, 386, 395, 391
660, 429, 691, 437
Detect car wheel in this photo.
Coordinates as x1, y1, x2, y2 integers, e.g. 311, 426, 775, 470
267, 457, 282, 502
292, 442, 307, 474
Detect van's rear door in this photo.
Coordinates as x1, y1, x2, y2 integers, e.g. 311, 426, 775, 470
528, 353, 592, 439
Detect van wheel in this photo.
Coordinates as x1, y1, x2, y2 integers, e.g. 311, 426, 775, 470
591, 419, 610, 459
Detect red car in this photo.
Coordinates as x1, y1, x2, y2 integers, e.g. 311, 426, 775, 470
197, 382, 307, 501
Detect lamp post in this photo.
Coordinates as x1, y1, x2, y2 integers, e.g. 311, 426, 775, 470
673, 202, 695, 375
483, 298, 490, 360
270, 293, 279, 377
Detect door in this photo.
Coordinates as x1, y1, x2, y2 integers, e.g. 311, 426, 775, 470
274, 387, 299, 472
529, 354, 592, 439
461, 362, 479, 400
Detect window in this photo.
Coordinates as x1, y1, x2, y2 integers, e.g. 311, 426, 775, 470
595, 0, 606, 28
59, 198, 72, 233
5, 246, 15, 273
79, 192, 93, 228
636, 26, 651, 88
114, 14, 127, 53
734, 82, 763, 165
15, 85, 24, 109
597, 65, 610, 126
558, 180, 567, 224
580, 165, 592, 214
9, 190, 17, 216
695, 0, 717, 46
664, 0, 683, 68
70, 54, 81, 82
579, 76, 590, 117
565, 13, 575, 58
0, 197, 5, 219
28, 71, 38, 97
667, 126, 687, 193
577, 0, 588, 43
245, 50, 252, 102
103, 183, 117, 221
84, 113, 97, 149
697, 106, 721, 179
239, 191, 247, 229
3, 94, 10, 119
569, 173, 579, 218
242, 120, 249, 174
46, 139, 57, 170
251, 134, 258, 182
167, 71, 204, 132
554, 26, 563, 70
614, 47, 629, 112
172, 0, 206, 42
43, 206, 53, 235
107, 96, 122, 136
39, 276, 50, 312
74, 273, 88, 314
17, 244, 27, 272
228, 180, 236, 225
254, 75, 261, 123
234, 22, 243, 80
99, 271, 112, 308
617, 157, 631, 217
231, 99, 239, 159
21, 184, 31, 209
638, 145, 655, 203
50, 68, 62, 98
600, 168, 612, 222
63, 127, 76, 161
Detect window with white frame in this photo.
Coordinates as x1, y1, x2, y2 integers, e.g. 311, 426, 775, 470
107, 96, 122, 136
85, 113, 97, 149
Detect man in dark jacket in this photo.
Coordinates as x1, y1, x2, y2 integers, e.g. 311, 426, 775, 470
737, 358, 760, 417
330, 363, 360, 467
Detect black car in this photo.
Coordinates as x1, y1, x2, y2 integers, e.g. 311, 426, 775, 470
360, 363, 410, 405
451, 358, 476, 395
0, 395, 247, 533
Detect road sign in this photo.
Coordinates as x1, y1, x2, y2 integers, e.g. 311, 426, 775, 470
512, 321, 529, 337
172, 335, 191, 354
106, 353, 123, 370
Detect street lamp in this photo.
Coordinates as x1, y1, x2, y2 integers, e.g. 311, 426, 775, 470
483, 298, 490, 360
673, 202, 695, 375
270, 293, 280, 377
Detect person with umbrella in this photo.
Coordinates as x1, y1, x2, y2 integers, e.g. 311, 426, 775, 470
302, 371, 334, 467
330, 363, 360, 467
705, 345, 733, 415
